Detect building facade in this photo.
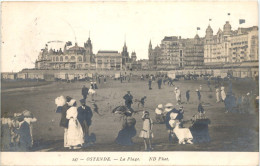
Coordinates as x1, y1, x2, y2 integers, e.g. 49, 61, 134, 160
95, 51, 122, 70
35, 38, 138, 70
230, 26, 258, 62
148, 40, 161, 69
184, 35, 204, 68
204, 21, 258, 65
149, 35, 204, 70
35, 37, 95, 70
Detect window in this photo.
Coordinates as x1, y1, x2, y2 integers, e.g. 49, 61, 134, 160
71, 56, 75, 60
97, 60, 102, 64
78, 56, 82, 62
60, 57, 63, 61
56, 57, 59, 61
65, 56, 68, 60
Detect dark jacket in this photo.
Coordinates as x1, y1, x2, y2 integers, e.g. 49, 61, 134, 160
59, 104, 70, 128
77, 106, 93, 127
82, 87, 89, 95
123, 94, 133, 106
14, 121, 31, 149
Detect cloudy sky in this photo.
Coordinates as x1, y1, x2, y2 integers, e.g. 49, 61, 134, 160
1, 1, 258, 72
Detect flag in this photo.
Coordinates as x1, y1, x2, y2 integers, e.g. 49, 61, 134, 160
228, 13, 230, 16
197, 27, 200, 30
239, 19, 245, 24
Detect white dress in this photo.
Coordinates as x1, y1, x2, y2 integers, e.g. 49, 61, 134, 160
221, 90, 226, 101
66, 107, 84, 146
216, 89, 220, 102
139, 118, 153, 139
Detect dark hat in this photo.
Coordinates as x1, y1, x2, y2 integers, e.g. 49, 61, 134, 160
143, 111, 149, 115
80, 99, 86, 104
66, 96, 72, 102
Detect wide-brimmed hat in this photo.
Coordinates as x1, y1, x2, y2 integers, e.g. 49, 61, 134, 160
14, 113, 24, 121
143, 111, 149, 115
157, 104, 163, 109
66, 96, 72, 102
165, 103, 174, 108
221, 87, 225, 90
247, 92, 250, 96
68, 99, 76, 106
175, 87, 178, 90
195, 89, 199, 91
22, 110, 33, 118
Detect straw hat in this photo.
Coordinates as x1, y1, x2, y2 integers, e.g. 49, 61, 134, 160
157, 104, 163, 109
68, 99, 76, 106
22, 110, 33, 118
165, 103, 174, 108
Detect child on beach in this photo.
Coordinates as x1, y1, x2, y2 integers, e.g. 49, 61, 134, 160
139, 111, 153, 151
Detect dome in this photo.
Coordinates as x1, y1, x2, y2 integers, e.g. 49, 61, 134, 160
223, 21, 232, 35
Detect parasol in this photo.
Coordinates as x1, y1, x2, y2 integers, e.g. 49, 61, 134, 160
112, 105, 133, 115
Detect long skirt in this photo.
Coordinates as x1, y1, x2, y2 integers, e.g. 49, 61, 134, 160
67, 119, 84, 147
115, 126, 136, 146
64, 128, 69, 147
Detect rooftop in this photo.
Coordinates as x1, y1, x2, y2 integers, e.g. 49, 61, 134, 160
162, 36, 179, 41
97, 50, 119, 54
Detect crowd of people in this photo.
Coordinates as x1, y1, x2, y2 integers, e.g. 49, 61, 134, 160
1, 110, 37, 151
1, 73, 258, 151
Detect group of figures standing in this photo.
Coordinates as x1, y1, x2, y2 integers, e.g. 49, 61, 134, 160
55, 96, 94, 149
1, 110, 37, 151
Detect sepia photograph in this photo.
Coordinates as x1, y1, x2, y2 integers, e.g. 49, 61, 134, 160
0, 1, 259, 165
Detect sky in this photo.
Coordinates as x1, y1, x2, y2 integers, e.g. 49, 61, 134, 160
1, 1, 258, 72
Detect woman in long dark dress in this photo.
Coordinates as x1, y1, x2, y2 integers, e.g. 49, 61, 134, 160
115, 112, 136, 146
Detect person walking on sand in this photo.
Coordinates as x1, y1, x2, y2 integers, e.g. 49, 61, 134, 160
57, 96, 72, 148
196, 89, 201, 102
81, 85, 89, 100
123, 91, 133, 109
66, 99, 84, 149
221, 86, 226, 102
175, 87, 181, 105
216, 88, 220, 103
77, 99, 93, 145
88, 86, 96, 102
139, 111, 153, 151
22, 110, 37, 147
186, 90, 190, 103
148, 78, 152, 90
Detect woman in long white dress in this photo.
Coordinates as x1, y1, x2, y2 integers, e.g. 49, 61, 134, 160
66, 100, 84, 149
221, 86, 226, 102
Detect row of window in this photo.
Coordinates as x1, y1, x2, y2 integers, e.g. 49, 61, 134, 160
52, 56, 84, 62
231, 41, 248, 46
